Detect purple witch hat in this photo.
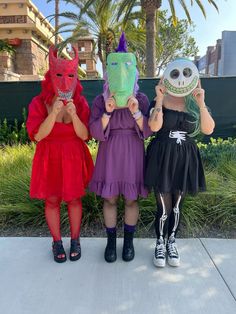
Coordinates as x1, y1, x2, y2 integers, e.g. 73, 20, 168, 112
115, 32, 128, 52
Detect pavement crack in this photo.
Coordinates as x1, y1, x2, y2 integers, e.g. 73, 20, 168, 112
199, 238, 236, 303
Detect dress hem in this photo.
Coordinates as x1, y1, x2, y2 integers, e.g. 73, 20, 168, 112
89, 181, 148, 200
29, 191, 86, 202
145, 185, 206, 195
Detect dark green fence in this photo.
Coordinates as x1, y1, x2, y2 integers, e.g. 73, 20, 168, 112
0, 77, 236, 138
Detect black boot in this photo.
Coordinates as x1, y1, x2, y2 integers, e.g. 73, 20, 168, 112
122, 230, 135, 262
104, 231, 117, 263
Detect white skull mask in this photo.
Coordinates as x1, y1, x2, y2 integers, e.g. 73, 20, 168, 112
163, 59, 199, 97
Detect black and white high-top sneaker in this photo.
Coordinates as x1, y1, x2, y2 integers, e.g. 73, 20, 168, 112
166, 236, 180, 267
153, 238, 166, 268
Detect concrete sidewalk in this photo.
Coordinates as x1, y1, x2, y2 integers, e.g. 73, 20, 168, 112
0, 238, 235, 314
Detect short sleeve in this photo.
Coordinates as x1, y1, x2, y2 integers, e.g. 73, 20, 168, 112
26, 96, 47, 141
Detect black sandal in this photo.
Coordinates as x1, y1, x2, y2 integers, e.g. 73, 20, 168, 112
70, 238, 81, 261
52, 240, 67, 263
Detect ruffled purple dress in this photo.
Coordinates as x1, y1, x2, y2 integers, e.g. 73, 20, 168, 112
89, 92, 152, 200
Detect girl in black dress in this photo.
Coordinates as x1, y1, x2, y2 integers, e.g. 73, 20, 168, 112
145, 79, 215, 267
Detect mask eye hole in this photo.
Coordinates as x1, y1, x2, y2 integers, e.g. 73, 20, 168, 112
183, 68, 192, 78
56, 73, 62, 77
170, 69, 180, 79
125, 61, 132, 66
68, 74, 74, 78
111, 62, 118, 66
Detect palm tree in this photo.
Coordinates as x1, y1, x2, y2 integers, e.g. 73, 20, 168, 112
55, 0, 59, 45
82, 0, 218, 77
53, 0, 145, 74
47, 0, 60, 45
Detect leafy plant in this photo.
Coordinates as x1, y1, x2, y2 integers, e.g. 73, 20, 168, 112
0, 109, 29, 146
0, 40, 15, 54
0, 139, 236, 235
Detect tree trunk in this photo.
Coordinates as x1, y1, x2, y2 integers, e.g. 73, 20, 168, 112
55, 0, 59, 45
145, 9, 156, 77
141, 0, 161, 77
97, 35, 106, 76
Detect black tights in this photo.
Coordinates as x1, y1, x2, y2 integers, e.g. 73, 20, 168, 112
154, 191, 185, 241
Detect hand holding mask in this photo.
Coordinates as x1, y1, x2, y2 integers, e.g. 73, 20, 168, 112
127, 96, 139, 114
192, 80, 205, 106
52, 98, 63, 116
105, 94, 116, 113
66, 100, 77, 117
155, 78, 166, 103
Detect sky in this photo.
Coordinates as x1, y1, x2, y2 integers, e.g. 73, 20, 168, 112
32, 0, 236, 73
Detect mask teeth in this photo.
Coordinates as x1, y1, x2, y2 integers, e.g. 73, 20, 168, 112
58, 90, 73, 100
164, 76, 198, 95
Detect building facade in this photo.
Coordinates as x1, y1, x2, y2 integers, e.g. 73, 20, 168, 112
195, 31, 236, 77
73, 36, 98, 78
0, 0, 85, 81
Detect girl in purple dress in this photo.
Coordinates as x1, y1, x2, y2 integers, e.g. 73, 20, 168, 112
89, 33, 152, 263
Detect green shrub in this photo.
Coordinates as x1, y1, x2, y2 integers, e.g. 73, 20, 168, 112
0, 109, 28, 146
0, 138, 236, 234
198, 137, 236, 166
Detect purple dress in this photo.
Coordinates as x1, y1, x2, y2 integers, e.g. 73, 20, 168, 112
89, 92, 152, 200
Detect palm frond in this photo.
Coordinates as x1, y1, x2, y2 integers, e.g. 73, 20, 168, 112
168, 0, 178, 26
178, 0, 192, 24
194, 0, 206, 18
208, 0, 219, 12
117, 0, 137, 21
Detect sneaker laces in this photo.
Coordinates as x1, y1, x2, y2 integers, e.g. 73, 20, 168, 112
155, 240, 165, 259
167, 238, 179, 258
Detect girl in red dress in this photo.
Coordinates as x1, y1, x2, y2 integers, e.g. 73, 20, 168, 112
26, 46, 94, 263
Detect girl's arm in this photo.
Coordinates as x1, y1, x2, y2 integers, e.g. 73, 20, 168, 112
199, 105, 215, 135
89, 95, 112, 142
148, 80, 165, 132
127, 96, 144, 131
66, 101, 88, 140
34, 98, 63, 142
101, 94, 116, 130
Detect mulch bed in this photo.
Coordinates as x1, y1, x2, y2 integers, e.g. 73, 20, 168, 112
0, 223, 235, 239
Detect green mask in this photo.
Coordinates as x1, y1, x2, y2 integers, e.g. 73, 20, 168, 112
106, 52, 137, 107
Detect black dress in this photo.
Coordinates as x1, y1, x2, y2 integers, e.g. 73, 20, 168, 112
145, 102, 206, 194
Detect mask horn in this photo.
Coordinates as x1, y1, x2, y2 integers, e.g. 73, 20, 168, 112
71, 46, 79, 66
49, 45, 58, 65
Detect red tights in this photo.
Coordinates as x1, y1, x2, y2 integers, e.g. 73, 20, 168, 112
45, 196, 82, 241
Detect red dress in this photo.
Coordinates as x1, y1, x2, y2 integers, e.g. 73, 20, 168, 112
26, 95, 94, 202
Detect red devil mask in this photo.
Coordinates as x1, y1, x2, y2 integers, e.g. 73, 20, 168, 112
49, 46, 79, 101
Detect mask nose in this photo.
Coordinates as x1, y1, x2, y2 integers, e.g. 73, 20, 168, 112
178, 73, 185, 86
60, 75, 72, 90
116, 77, 126, 90
116, 65, 128, 90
